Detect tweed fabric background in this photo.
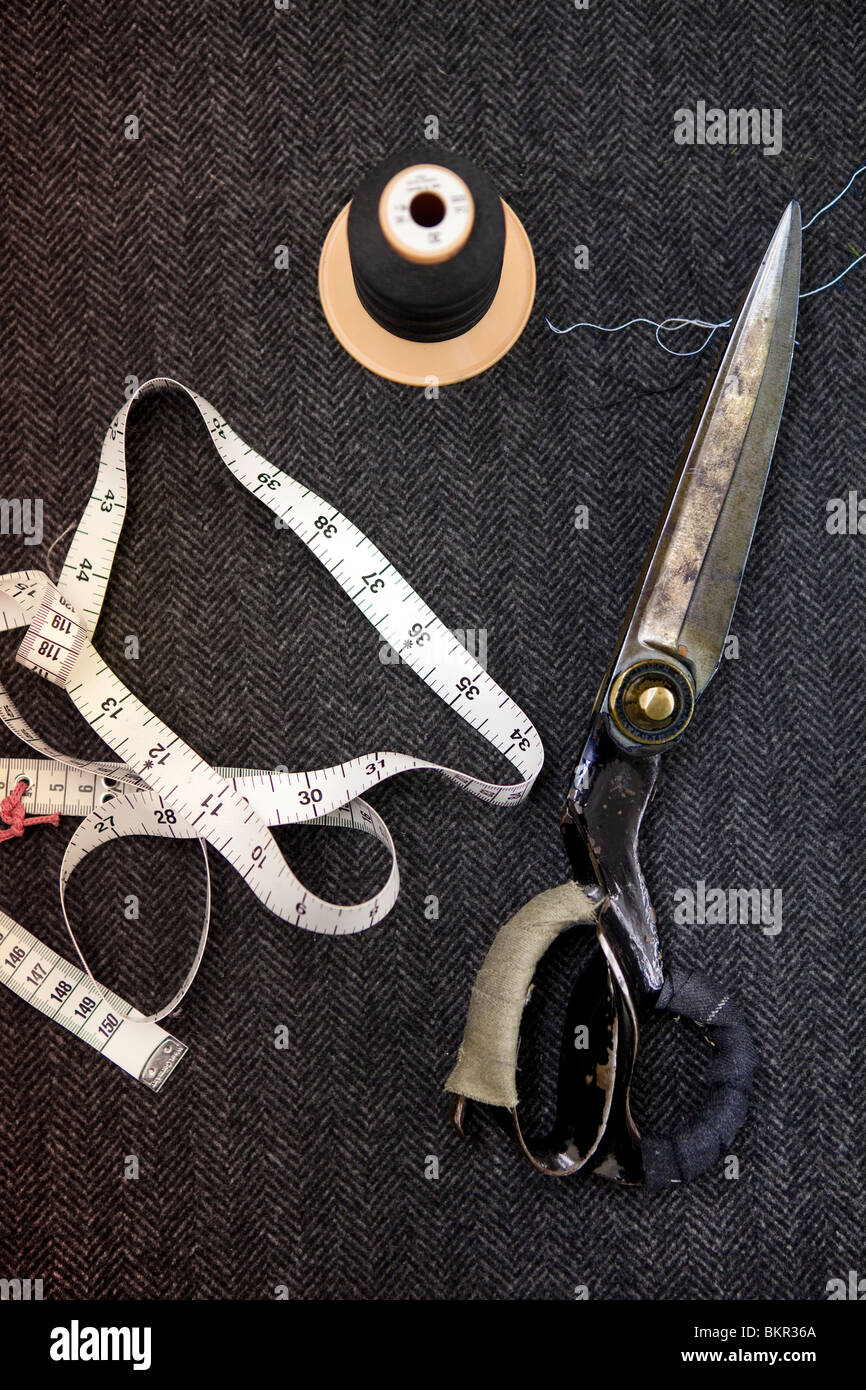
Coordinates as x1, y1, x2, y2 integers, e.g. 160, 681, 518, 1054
1, 0, 864, 1301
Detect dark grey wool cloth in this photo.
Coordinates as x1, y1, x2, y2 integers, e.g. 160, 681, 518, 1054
1, 0, 864, 1300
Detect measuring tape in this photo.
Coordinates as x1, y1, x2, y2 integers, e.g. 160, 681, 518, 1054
0, 378, 543, 1086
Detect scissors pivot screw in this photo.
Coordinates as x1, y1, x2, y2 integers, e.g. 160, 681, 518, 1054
609, 660, 694, 746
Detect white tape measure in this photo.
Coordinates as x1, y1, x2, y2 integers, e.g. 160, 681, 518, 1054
0, 906, 186, 1090
0, 378, 543, 1086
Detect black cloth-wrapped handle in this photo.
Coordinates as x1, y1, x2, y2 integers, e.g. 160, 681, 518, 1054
641, 967, 760, 1192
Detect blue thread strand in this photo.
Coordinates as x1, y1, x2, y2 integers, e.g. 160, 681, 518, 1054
802, 161, 866, 230
548, 161, 865, 356
546, 314, 661, 336
545, 313, 732, 358
799, 249, 866, 298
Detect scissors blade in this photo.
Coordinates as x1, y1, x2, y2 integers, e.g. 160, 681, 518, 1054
610, 199, 801, 698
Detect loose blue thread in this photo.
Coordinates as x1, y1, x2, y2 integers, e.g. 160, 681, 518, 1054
547, 161, 866, 357
802, 161, 866, 230
798, 250, 866, 299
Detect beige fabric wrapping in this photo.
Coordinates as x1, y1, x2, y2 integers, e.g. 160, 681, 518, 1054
444, 879, 597, 1109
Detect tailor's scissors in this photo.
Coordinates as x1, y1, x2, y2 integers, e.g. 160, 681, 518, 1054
445, 201, 801, 1189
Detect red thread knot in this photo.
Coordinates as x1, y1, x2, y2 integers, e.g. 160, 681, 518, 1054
0, 779, 61, 844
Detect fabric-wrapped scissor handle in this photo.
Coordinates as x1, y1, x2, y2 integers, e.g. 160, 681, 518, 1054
444, 879, 597, 1110
642, 966, 760, 1192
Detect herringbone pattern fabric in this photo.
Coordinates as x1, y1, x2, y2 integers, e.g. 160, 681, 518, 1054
1, 0, 864, 1299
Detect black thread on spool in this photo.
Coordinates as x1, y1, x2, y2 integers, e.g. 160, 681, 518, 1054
347, 148, 506, 343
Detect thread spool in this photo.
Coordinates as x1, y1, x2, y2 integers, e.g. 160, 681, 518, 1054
319, 147, 535, 385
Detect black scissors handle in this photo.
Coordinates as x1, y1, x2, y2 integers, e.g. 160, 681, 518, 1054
558, 714, 760, 1186
445, 711, 759, 1187
642, 965, 760, 1190
445, 904, 759, 1188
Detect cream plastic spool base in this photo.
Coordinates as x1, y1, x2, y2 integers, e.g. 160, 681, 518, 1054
318, 197, 536, 387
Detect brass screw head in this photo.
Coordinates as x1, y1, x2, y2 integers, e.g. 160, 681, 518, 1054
608, 659, 695, 746
637, 684, 676, 723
